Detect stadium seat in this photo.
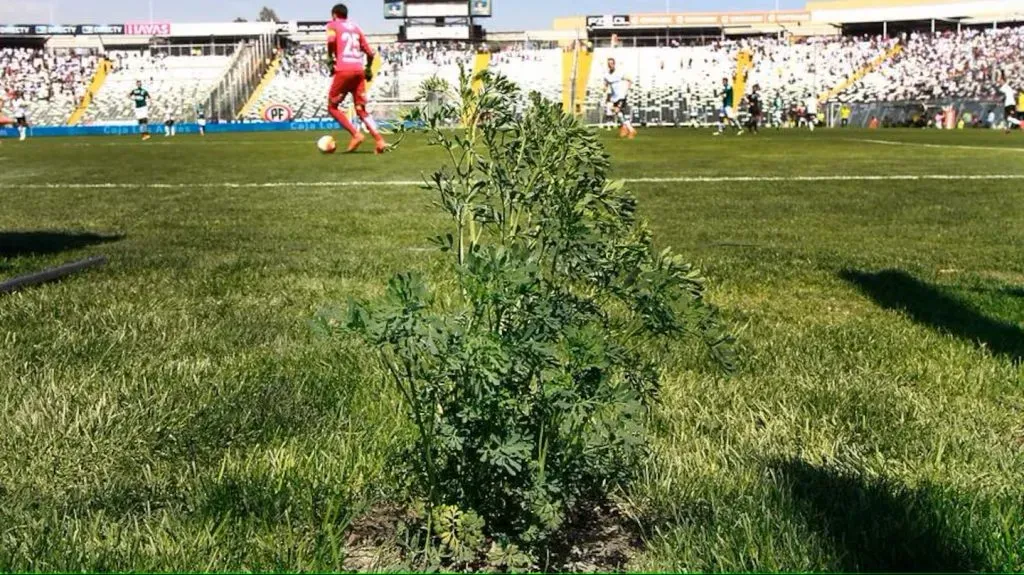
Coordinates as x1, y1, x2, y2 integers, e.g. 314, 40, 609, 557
0, 47, 98, 125
490, 48, 562, 103
82, 50, 231, 123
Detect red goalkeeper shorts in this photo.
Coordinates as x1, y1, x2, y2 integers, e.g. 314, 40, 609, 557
329, 72, 367, 108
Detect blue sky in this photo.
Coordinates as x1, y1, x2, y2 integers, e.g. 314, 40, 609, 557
1, 0, 806, 32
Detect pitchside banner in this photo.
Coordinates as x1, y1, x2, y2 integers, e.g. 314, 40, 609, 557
0, 21, 171, 35
0, 118, 421, 138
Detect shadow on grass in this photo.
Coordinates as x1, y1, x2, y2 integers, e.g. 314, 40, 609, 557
967, 285, 1024, 298
1001, 286, 1024, 298
155, 372, 347, 464
775, 459, 984, 572
840, 269, 1023, 363
0, 231, 123, 258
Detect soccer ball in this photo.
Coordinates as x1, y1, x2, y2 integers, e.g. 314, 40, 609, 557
317, 135, 337, 154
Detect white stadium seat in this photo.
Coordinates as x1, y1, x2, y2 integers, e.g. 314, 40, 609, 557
83, 50, 231, 123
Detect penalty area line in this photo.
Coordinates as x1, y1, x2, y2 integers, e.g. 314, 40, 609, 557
10, 174, 1024, 190
851, 139, 1024, 154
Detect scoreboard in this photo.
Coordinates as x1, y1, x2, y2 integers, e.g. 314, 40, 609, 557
384, 0, 492, 20
386, 0, 490, 41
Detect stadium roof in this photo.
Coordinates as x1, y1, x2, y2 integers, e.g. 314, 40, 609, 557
0, 0, 1019, 42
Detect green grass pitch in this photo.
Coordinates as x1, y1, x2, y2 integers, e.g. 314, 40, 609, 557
0, 128, 1022, 571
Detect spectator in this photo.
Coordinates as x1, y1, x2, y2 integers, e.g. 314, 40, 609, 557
0, 47, 98, 124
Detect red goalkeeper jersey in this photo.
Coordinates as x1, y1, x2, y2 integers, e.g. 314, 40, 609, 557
326, 18, 374, 75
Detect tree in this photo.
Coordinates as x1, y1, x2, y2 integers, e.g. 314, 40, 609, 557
257, 6, 280, 22
232, 17, 248, 22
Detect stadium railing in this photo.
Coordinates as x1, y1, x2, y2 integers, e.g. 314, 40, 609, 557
203, 34, 278, 122
581, 101, 725, 128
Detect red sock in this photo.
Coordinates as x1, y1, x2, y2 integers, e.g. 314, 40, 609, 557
356, 110, 383, 142
328, 105, 358, 137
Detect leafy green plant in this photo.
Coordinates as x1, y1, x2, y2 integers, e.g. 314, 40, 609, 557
417, 75, 454, 107
323, 66, 735, 562
392, 504, 533, 572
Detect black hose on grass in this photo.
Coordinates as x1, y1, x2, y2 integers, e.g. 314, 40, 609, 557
0, 256, 107, 295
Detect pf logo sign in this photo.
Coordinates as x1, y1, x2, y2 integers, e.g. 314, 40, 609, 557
262, 104, 294, 122
586, 14, 630, 28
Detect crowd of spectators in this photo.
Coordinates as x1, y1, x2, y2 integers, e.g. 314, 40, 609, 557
1, 47, 98, 123
106, 50, 169, 76
251, 30, 1024, 124
277, 42, 482, 77
276, 40, 554, 83
5, 26, 1024, 126
586, 34, 896, 118
274, 41, 480, 102
277, 45, 324, 77
860, 27, 1024, 102
378, 41, 477, 68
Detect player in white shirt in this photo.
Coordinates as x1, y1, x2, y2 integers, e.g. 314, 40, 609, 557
604, 58, 637, 139
804, 95, 819, 132
163, 109, 176, 137
998, 76, 1020, 133
12, 97, 28, 141
602, 101, 616, 131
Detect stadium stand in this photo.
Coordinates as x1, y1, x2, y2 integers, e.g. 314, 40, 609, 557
384, 42, 476, 101
581, 36, 897, 124
858, 27, 1024, 102
584, 45, 733, 123
243, 45, 331, 119
4, 22, 1024, 128
748, 35, 897, 103
490, 47, 563, 104
81, 50, 232, 123
245, 42, 479, 120
91, 29, 1024, 125
242, 43, 406, 120
0, 47, 98, 125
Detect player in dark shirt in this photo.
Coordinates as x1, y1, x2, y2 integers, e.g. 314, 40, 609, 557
715, 77, 743, 136
129, 81, 152, 140
746, 84, 763, 134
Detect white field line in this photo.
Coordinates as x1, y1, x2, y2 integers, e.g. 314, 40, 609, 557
628, 174, 1024, 182
853, 138, 1024, 153
6, 181, 422, 189
6, 174, 1024, 190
